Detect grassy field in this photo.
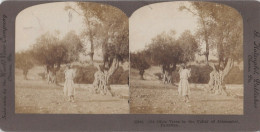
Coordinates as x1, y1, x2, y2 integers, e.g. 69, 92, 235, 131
15, 67, 129, 114
130, 68, 243, 115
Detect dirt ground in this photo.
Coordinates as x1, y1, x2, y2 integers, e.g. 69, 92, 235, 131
15, 67, 129, 114
15, 66, 243, 115
130, 69, 243, 115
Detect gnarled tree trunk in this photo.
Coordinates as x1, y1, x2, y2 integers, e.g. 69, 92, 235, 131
23, 69, 29, 80
89, 33, 94, 65
93, 58, 119, 96
208, 58, 233, 95
162, 65, 173, 84
46, 64, 60, 85
139, 70, 145, 80
162, 70, 172, 84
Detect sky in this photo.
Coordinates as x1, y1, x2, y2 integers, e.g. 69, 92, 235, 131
15, 2, 108, 60
16, 1, 198, 53
129, 1, 199, 53
15, 2, 84, 52
15, 1, 220, 62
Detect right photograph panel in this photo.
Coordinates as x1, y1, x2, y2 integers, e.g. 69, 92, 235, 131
129, 1, 243, 114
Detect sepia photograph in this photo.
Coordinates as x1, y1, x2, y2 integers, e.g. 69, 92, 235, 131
129, 1, 243, 114
15, 2, 129, 114
2, 0, 260, 131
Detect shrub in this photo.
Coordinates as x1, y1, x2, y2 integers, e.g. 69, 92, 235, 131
56, 65, 128, 84
171, 65, 243, 84
171, 65, 212, 84
224, 66, 243, 84
109, 67, 129, 84
154, 73, 163, 80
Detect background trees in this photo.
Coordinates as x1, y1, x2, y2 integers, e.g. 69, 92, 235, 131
66, 3, 129, 67
66, 3, 129, 91
177, 30, 199, 64
65, 3, 100, 64
32, 31, 83, 83
15, 50, 34, 80
130, 30, 198, 83
180, 2, 215, 64
16, 2, 129, 90
64, 3, 129, 96
146, 32, 182, 78
61, 31, 84, 63
130, 52, 150, 80
147, 31, 198, 80
180, 2, 243, 94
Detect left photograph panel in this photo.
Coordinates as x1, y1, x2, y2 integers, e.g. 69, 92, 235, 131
15, 2, 129, 114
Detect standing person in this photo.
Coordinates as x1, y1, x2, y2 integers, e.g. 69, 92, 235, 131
178, 65, 183, 75
63, 65, 76, 102
177, 65, 183, 85
178, 65, 191, 103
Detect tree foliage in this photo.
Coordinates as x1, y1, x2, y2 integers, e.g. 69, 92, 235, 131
62, 31, 84, 62
177, 30, 199, 64
146, 32, 180, 72
66, 2, 129, 68
180, 2, 216, 63
32, 31, 83, 73
181, 2, 243, 94
65, 2, 129, 93
15, 50, 34, 80
146, 30, 198, 74
181, 2, 243, 67
130, 52, 151, 79
209, 4, 243, 65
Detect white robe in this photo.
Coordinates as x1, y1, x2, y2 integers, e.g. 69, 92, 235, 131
63, 69, 75, 96
178, 69, 191, 96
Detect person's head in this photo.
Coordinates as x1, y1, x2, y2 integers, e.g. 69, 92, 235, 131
181, 64, 185, 69
67, 64, 71, 69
